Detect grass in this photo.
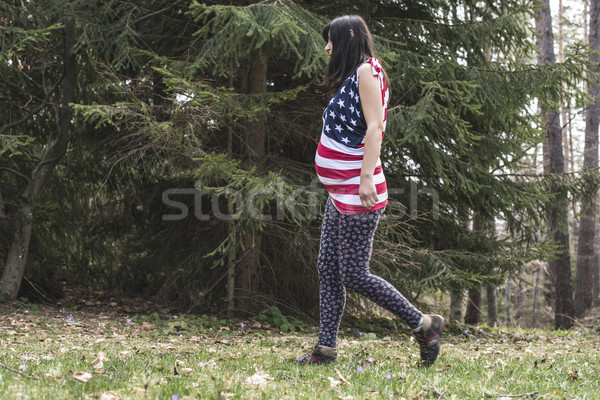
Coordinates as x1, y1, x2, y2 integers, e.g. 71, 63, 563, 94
1, 303, 599, 399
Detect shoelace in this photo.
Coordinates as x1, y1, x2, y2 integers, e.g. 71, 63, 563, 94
415, 331, 430, 359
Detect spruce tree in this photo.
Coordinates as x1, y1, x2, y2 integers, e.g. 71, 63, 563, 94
4, 0, 591, 322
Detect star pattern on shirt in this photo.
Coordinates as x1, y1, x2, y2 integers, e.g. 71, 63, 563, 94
321, 67, 377, 148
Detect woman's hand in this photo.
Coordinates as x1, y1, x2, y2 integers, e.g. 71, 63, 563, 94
359, 174, 378, 209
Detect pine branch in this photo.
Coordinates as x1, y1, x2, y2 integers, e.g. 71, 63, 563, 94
133, 0, 188, 25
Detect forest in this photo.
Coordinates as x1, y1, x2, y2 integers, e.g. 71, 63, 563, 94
1, 0, 600, 332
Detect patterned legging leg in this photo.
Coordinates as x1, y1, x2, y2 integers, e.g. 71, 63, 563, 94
317, 198, 423, 348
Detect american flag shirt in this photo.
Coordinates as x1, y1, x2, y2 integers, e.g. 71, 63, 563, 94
315, 57, 389, 214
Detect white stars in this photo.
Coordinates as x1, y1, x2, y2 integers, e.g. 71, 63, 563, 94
349, 89, 354, 97
334, 124, 342, 133
349, 104, 355, 113
337, 99, 345, 108
356, 110, 361, 118
325, 124, 331, 133
354, 95, 359, 103
329, 110, 335, 118
341, 137, 350, 144
340, 86, 346, 93
340, 115, 346, 122
350, 119, 357, 126
329, 98, 334, 105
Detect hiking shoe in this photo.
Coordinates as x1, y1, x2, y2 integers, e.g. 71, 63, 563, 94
414, 314, 444, 367
293, 345, 337, 365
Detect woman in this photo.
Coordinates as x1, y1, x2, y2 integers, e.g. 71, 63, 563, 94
294, 15, 444, 367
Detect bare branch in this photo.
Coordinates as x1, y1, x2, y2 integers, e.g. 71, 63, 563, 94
0, 73, 64, 136
133, 0, 187, 25
0, 167, 31, 182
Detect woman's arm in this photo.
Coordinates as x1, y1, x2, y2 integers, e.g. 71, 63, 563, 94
357, 63, 384, 210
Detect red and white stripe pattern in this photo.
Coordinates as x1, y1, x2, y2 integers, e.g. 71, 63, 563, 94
315, 57, 389, 214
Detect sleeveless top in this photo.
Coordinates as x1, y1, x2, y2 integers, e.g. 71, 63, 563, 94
315, 57, 389, 214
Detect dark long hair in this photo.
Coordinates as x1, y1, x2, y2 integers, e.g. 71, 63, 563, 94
322, 15, 390, 91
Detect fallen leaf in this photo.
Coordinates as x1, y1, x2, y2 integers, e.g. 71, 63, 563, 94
180, 368, 193, 375
175, 359, 186, 366
246, 364, 272, 388
333, 368, 350, 385
141, 322, 154, 331
411, 391, 425, 400
100, 393, 119, 400
327, 376, 341, 388
568, 370, 579, 382
92, 352, 109, 370
73, 372, 92, 383
44, 373, 59, 382
198, 360, 218, 369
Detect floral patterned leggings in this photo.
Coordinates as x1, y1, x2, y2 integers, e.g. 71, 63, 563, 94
317, 198, 423, 348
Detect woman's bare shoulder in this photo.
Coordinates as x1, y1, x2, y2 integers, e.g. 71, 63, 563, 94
357, 62, 372, 75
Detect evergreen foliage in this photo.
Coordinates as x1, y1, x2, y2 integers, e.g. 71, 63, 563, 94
0, 0, 595, 320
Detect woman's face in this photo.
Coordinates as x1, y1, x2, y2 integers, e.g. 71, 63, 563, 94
325, 31, 333, 56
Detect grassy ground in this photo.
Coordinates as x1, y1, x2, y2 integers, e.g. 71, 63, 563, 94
1, 302, 599, 400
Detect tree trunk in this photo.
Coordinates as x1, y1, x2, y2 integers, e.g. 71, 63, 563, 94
505, 276, 512, 325
449, 290, 463, 324
514, 267, 525, 322
575, 0, 600, 318
486, 284, 498, 327
225, 65, 236, 318
532, 261, 543, 327
536, 0, 574, 330
464, 213, 487, 325
588, 0, 600, 309
464, 288, 481, 325
558, 0, 579, 240
0, 19, 76, 300
594, 202, 600, 305
237, 233, 262, 314
235, 53, 267, 315
245, 54, 267, 166
558, 0, 570, 172
0, 205, 33, 299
